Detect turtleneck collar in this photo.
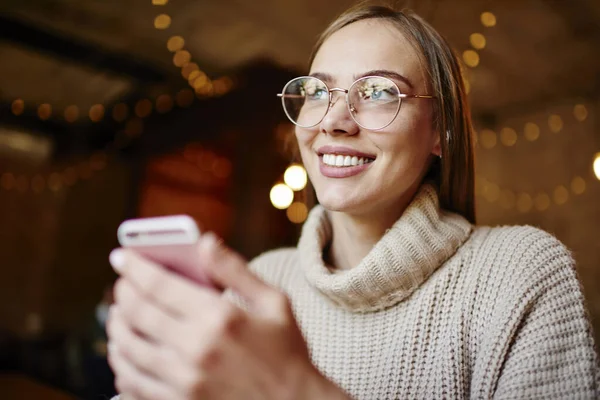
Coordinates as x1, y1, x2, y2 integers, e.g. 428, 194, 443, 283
297, 184, 472, 313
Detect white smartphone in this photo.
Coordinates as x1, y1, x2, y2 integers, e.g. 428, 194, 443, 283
117, 214, 212, 286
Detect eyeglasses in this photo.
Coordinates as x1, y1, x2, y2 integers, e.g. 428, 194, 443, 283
277, 76, 435, 130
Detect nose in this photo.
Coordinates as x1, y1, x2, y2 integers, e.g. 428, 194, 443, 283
319, 91, 359, 137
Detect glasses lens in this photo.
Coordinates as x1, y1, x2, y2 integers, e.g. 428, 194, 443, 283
281, 77, 329, 127
349, 77, 401, 130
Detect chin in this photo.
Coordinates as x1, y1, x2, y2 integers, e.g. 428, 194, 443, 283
315, 188, 366, 213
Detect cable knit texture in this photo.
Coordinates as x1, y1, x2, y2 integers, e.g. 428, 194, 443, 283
247, 184, 600, 399
111, 184, 599, 399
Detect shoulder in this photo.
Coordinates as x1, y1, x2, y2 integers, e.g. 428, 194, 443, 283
464, 224, 578, 299
248, 247, 301, 288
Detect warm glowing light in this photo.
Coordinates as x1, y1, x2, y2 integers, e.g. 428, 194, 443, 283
11, 99, 24, 115
548, 114, 563, 133
63, 167, 78, 186
480, 129, 497, 149
553, 185, 569, 205
270, 183, 294, 209
112, 103, 129, 122
48, 173, 62, 192
31, 175, 45, 193
135, 99, 153, 118
287, 202, 308, 223
154, 14, 171, 29
167, 36, 185, 52
152, 0, 168, 5
284, 164, 307, 191
38, 103, 52, 120
125, 118, 144, 137
483, 182, 500, 202
499, 190, 515, 209
571, 176, 586, 195
89, 104, 105, 122
463, 50, 480, 68
181, 63, 199, 79
195, 81, 214, 97
470, 33, 486, 49
176, 89, 195, 107
1, 173, 15, 190
64, 105, 79, 122
516, 193, 533, 213
481, 12, 497, 27
156, 94, 174, 114
593, 153, 600, 181
173, 50, 191, 67
534, 193, 551, 211
573, 104, 588, 122
524, 122, 540, 141
191, 73, 209, 89
500, 127, 517, 147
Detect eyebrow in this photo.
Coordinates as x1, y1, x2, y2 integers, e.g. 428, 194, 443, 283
309, 69, 414, 89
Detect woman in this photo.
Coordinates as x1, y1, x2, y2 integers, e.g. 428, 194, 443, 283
107, 4, 599, 399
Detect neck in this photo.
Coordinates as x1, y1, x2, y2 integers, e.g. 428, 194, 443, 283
326, 188, 417, 271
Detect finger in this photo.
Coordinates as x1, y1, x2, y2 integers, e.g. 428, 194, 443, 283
199, 233, 279, 309
108, 341, 179, 400
113, 278, 187, 345
108, 307, 201, 393
110, 248, 222, 319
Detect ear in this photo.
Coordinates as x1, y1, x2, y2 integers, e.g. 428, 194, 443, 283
431, 130, 442, 157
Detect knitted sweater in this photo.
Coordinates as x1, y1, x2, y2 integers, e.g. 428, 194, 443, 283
248, 184, 599, 399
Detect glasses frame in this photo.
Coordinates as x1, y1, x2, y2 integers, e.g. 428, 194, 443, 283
277, 75, 436, 130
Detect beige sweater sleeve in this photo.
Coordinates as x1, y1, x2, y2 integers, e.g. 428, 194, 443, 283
480, 236, 599, 399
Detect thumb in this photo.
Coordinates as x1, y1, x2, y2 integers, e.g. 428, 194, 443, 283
199, 232, 274, 308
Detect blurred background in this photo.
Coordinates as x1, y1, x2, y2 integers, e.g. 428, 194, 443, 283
0, 0, 598, 398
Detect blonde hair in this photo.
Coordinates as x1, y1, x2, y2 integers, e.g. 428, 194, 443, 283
310, 3, 476, 223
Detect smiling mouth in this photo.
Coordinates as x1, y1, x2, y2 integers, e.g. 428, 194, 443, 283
320, 153, 376, 167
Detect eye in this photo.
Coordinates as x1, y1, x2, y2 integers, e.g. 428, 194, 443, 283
362, 85, 396, 102
304, 87, 328, 101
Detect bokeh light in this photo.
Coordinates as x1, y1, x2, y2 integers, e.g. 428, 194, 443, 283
270, 184, 294, 209
284, 164, 307, 191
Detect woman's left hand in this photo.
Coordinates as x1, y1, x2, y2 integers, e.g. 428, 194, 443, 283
106, 233, 346, 400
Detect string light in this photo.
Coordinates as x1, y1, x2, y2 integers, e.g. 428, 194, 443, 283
156, 94, 174, 114
462, 50, 480, 68
481, 12, 497, 27
64, 105, 79, 122
38, 103, 52, 120
593, 153, 600, 181
287, 202, 308, 223
284, 164, 307, 191
152, 0, 168, 4
523, 122, 540, 142
11, 99, 24, 116
574, 104, 588, 122
154, 14, 171, 30
89, 104, 105, 122
479, 129, 497, 149
173, 50, 191, 67
167, 36, 185, 52
135, 99, 153, 118
553, 185, 569, 205
500, 127, 517, 147
470, 33, 486, 50
270, 183, 294, 209
548, 114, 563, 133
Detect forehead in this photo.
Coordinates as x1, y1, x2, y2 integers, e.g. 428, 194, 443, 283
310, 19, 426, 89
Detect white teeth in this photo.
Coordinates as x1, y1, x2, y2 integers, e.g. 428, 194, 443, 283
321, 153, 373, 167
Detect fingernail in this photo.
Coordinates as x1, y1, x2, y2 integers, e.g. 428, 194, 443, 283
109, 249, 125, 273
202, 232, 219, 250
